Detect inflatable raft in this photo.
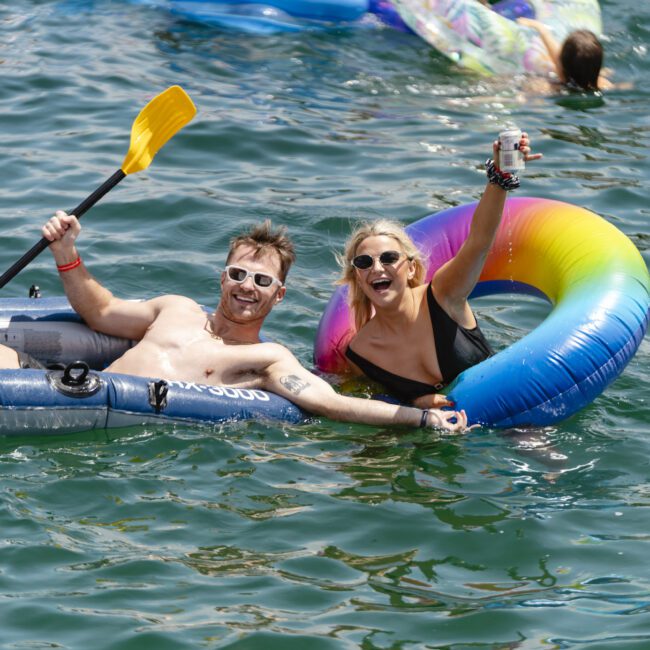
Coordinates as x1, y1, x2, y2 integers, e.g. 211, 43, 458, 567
129, 0, 410, 33
314, 197, 650, 428
391, 0, 603, 75
0, 298, 306, 436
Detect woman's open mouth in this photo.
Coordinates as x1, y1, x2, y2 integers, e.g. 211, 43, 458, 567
370, 278, 392, 292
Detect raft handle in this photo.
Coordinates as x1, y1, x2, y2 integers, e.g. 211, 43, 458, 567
47, 361, 102, 398
148, 379, 169, 413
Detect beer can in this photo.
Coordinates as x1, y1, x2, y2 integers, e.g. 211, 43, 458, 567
499, 128, 525, 173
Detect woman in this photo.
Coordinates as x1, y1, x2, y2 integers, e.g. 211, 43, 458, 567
338, 132, 541, 409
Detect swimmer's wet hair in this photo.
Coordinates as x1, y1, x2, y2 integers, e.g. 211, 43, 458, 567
560, 30, 603, 91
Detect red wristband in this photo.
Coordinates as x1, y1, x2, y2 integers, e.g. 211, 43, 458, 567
57, 256, 81, 273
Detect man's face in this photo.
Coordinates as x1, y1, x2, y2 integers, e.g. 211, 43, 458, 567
219, 244, 286, 325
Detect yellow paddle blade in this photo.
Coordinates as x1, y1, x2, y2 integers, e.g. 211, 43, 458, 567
121, 85, 196, 175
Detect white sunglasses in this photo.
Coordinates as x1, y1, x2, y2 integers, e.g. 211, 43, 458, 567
224, 265, 283, 288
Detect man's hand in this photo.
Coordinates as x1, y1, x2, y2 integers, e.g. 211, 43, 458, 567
42, 210, 80, 260
425, 408, 468, 434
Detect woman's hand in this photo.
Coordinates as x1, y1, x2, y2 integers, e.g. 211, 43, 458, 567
413, 393, 454, 409
519, 131, 543, 164
493, 131, 543, 169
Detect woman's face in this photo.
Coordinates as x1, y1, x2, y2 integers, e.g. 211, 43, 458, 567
352, 235, 415, 306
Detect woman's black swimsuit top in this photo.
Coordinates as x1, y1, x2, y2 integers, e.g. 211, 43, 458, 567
345, 284, 493, 403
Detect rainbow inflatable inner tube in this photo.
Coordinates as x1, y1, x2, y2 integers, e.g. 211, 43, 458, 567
390, 0, 602, 75
314, 197, 650, 428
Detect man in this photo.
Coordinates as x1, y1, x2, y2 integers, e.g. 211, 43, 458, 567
0, 211, 467, 432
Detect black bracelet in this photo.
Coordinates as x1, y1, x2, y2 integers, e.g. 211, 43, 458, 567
419, 409, 430, 428
485, 158, 520, 191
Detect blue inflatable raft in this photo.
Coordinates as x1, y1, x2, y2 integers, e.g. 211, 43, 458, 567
129, 0, 410, 33
0, 297, 306, 436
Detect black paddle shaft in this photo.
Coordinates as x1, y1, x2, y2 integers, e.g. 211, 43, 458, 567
0, 169, 126, 289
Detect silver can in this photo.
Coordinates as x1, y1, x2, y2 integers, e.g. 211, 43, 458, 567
499, 128, 525, 173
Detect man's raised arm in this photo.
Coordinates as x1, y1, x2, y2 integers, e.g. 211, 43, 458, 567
42, 210, 160, 340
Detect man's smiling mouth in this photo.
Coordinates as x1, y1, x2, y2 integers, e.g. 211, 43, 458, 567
234, 294, 257, 304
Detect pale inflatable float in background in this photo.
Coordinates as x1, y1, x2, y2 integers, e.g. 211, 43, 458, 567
390, 0, 603, 75
314, 198, 650, 428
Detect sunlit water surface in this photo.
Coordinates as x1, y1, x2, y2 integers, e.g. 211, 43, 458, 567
0, 0, 649, 647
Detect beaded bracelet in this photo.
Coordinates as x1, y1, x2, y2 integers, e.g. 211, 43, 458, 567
57, 256, 81, 273
419, 409, 430, 428
485, 158, 520, 191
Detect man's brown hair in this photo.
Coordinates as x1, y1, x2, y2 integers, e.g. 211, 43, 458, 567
227, 220, 296, 282
560, 30, 603, 91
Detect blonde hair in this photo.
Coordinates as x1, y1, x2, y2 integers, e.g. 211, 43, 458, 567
337, 219, 426, 331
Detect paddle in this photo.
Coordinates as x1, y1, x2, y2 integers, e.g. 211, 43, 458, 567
0, 85, 197, 289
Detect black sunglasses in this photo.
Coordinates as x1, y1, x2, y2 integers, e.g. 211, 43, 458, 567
351, 250, 406, 270
224, 265, 282, 288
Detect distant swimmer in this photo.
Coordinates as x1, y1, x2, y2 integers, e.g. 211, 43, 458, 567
517, 18, 616, 93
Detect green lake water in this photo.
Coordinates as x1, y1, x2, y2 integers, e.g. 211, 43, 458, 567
1, 1, 649, 647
